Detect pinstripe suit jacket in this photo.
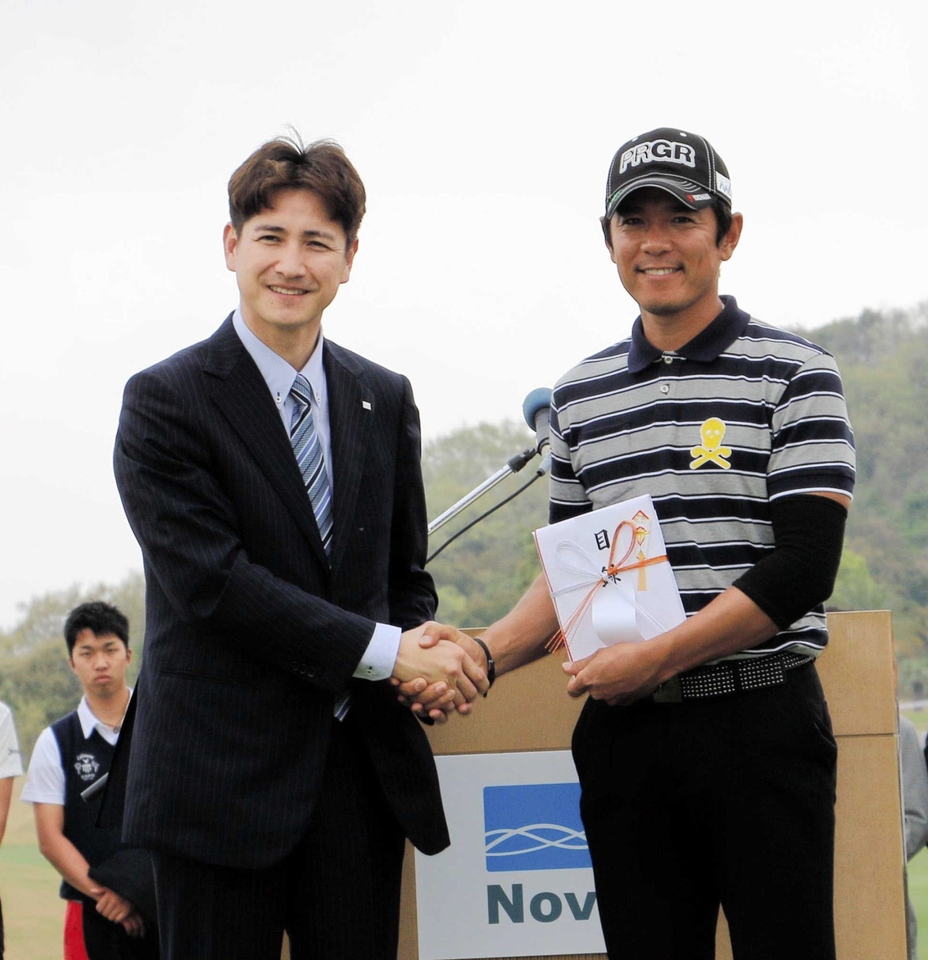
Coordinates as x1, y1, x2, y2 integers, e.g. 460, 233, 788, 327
112, 316, 448, 869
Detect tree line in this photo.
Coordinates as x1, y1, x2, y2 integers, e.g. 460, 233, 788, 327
2, 301, 927, 756
812, 302, 928, 692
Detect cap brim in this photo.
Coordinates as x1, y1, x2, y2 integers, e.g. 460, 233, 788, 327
605, 175, 720, 219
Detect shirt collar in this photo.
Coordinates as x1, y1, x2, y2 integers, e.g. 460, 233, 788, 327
76, 690, 133, 741
626, 295, 750, 373
232, 307, 327, 407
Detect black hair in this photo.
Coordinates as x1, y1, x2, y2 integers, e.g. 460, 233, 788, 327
228, 135, 366, 249
709, 198, 733, 245
64, 601, 130, 656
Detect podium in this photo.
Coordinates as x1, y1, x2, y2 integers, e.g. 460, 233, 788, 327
397, 611, 907, 960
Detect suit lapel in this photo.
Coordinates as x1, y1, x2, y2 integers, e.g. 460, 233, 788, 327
324, 341, 372, 575
203, 317, 330, 570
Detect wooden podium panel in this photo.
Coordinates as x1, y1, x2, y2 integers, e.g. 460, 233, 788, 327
398, 611, 907, 960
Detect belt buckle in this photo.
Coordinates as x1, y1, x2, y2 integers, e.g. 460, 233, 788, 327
652, 677, 683, 703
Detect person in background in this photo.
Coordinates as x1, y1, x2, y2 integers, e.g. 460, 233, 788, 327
899, 711, 928, 960
0, 700, 24, 960
21, 601, 156, 959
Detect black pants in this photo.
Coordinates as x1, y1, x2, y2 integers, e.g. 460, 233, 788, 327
82, 904, 159, 960
152, 714, 406, 960
572, 662, 837, 960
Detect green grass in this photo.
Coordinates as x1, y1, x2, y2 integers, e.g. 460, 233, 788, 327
901, 707, 928, 729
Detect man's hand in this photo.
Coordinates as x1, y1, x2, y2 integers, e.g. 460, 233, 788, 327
92, 886, 145, 936
393, 629, 489, 722
392, 622, 489, 719
563, 640, 666, 706
121, 910, 146, 938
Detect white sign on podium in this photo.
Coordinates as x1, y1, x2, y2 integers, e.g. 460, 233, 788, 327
414, 751, 606, 960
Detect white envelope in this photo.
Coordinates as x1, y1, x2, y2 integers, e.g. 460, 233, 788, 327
533, 494, 686, 662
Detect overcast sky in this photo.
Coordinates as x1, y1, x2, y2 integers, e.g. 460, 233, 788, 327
0, 0, 924, 629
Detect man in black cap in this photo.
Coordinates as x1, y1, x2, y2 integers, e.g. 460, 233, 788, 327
406, 127, 856, 959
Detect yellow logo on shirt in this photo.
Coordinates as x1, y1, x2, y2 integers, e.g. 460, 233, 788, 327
690, 417, 731, 470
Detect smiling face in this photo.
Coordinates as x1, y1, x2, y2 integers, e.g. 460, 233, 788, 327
68, 629, 131, 701
223, 187, 358, 366
606, 188, 742, 349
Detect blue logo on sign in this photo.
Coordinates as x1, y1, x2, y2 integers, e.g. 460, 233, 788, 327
483, 782, 590, 872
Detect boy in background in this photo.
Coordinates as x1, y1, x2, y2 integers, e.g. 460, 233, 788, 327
21, 602, 156, 959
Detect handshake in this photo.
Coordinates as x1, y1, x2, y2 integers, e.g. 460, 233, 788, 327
389, 623, 495, 724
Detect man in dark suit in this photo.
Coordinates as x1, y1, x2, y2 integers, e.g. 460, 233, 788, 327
113, 135, 486, 960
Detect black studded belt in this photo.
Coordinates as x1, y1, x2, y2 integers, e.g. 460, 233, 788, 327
651, 651, 813, 703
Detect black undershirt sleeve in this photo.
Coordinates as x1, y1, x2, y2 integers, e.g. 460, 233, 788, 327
732, 494, 848, 630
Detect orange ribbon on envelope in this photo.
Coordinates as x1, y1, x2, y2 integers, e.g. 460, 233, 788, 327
546, 519, 668, 655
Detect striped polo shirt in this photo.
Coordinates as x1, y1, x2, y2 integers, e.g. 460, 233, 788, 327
548, 296, 856, 658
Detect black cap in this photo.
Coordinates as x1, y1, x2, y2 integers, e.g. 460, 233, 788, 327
604, 127, 732, 219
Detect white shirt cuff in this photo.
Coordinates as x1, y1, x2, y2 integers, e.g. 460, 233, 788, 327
353, 623, 402, 680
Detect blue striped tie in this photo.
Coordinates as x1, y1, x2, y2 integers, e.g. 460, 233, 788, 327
289, 374, 333, 558
290, 375, 350, 719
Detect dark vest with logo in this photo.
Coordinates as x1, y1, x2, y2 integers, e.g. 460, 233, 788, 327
51, 712, 123, 902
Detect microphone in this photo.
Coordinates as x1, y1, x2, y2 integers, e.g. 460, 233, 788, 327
522, 387, 552, 454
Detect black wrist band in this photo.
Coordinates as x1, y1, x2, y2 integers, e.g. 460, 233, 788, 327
471, 636, 495, 695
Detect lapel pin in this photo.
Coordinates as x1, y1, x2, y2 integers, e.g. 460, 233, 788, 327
362, 400, 372, 411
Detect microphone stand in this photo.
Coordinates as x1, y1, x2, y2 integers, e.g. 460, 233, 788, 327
427, 446, 545, 537
427, 388, 553, 554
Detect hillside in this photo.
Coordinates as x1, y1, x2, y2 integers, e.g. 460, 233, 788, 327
806, 303, 928, 691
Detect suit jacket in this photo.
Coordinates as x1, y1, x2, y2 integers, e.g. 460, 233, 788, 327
112, 316, 448, 869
